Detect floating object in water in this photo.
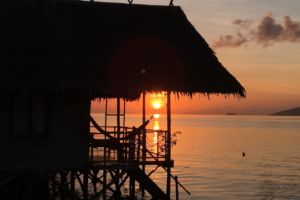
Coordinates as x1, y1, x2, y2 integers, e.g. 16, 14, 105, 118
242, 152, 246, 157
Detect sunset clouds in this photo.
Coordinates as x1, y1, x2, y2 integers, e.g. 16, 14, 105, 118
212, 13, 300, 48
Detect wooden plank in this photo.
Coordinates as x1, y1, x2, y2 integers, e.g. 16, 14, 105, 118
91, 139, 131, 149
138, 160, 174, 167
128, 167, 168, 199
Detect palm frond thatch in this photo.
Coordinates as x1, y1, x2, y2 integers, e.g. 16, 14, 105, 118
0, 1, 245, 100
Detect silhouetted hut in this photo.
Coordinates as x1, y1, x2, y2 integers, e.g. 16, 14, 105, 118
0, 1, 244, 199
0, 1, 244, 168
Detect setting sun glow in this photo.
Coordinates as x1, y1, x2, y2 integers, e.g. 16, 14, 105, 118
152, 101, 162, 109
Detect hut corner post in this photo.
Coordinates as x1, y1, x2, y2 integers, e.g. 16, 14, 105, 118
141, 91, 146, 197
167, 91, 171, 199
116, 97, 121, 197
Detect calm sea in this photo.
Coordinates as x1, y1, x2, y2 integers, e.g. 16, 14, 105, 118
92, 113, 300, 200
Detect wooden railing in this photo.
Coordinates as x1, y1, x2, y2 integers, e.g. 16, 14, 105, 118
89, 116, 190, 197
89, 116, 169, 163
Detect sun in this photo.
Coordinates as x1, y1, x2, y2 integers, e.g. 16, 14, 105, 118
152, 100, 162, 109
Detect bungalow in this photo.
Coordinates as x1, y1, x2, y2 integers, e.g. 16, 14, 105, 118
0, 1, 245, 199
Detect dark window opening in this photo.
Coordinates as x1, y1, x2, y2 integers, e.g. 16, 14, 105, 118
11, 95, 48, 137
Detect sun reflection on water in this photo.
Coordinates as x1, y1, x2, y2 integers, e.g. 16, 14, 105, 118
153, 120, 159, 154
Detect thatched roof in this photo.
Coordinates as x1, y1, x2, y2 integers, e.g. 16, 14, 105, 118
0, 1, 245, 100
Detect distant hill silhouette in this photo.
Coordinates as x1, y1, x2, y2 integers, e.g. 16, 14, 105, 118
272, 107, 300, 116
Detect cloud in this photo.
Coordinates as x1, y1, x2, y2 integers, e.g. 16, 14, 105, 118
282, 16, 300, 42
212, 32, 248, 48
232, 19, 253, 29
255, 13, 284, 46
212, 13, 300, 48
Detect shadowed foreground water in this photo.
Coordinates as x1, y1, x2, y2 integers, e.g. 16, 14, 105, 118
92, 114, 300, 200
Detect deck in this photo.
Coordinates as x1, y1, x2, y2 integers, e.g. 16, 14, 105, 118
86, 115, 173, 199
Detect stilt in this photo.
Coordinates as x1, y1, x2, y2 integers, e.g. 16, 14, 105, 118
70, 171, 75, 200
83, 170, 88, 200
166, 91, 171, 199
175, 176, 179, 200
117, 97, 121, 160
51, 173, 57, 199
130, 174, 135, 199
115, 97, 121, 199
103, 168, 107, 199
141, 91, 146, 197
104, 99, 108, 199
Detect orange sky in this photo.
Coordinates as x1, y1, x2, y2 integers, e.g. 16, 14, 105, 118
92, 92, 287, 115
92, 0, 300, 115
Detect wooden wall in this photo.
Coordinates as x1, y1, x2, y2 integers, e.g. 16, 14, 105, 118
0, 95, 90, 170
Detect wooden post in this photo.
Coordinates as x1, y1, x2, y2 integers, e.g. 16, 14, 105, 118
166, 91, 171, 199
175, 176, 179, 200
60, 172, 66, 200
128, 96, 135, 200
141, 92, 146, 197
116, 97, 121, 199
103, 168, 107, 199
129, 170, 135, 199
142, 92, 146, 124
117, 97, 121, 159
51, 173, 57, 199
103, 99, 108, 199
83, 170, 88, 200
142, 92, 146, 167
70, 171, 75, 194
123, 98, 126, 128
90, 146, 93, 164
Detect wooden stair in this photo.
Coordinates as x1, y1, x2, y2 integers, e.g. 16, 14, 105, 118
128, 168, 168, 200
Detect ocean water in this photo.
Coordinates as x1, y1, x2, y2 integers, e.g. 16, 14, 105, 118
92, 114, 300, 200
